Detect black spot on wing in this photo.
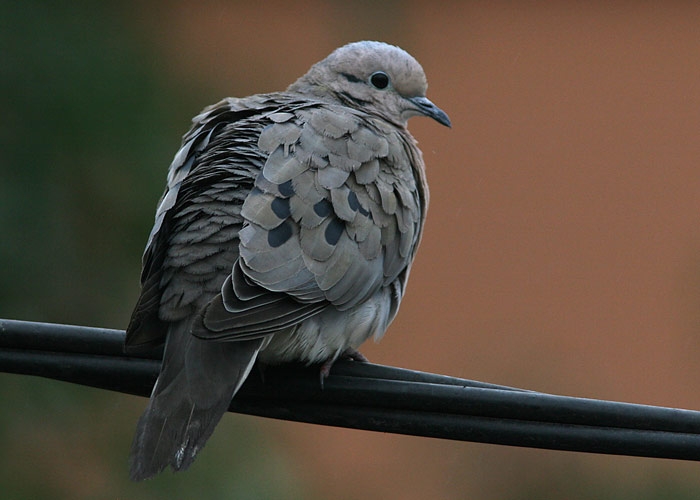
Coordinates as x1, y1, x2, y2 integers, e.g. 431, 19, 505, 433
347, 190, 370, 216
325, 217, 344, 246
278, 180, 294, 197
268, 220, 293, 248
348, 190, 360, 211
313, 199, 333, 217
271, 197, 291, 219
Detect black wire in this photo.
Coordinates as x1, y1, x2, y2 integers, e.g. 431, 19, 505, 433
2, 318, 700, 461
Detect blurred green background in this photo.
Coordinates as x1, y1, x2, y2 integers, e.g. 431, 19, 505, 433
3, 1, 700, 499
1, 2, 309, 498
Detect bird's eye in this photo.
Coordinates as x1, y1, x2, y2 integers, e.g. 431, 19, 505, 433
369, 71, 390, 90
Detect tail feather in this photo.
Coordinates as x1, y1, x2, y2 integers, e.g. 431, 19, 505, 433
129, 321, 263, 481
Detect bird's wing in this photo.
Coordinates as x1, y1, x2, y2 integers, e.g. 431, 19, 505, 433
194, 105, 426, 341
125, 96, 294, 350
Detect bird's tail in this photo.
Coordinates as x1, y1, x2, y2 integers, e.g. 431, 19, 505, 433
129, 320, 263, 481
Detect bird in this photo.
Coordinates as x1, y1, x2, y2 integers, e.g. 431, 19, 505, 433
125, 40, 450, 481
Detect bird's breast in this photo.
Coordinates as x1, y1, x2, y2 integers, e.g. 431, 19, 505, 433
257, 286, 394, 365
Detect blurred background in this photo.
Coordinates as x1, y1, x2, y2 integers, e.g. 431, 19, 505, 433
3, 1, 700, 498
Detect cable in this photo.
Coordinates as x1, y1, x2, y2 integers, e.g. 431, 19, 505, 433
2, 318, 700, 461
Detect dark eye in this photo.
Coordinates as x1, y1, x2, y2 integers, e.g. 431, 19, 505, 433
369, 71, 390, 90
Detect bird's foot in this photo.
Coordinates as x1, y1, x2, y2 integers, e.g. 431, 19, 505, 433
319, 348, 369, 387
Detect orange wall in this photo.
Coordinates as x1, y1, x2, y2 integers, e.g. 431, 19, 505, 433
130, 2, 700, 498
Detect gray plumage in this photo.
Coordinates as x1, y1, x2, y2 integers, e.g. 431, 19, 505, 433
125, 40, 450, 481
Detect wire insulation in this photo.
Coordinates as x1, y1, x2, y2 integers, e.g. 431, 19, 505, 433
2, 318, 700, 461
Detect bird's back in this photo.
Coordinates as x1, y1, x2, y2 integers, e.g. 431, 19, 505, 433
126, 40, 449, 481
126, 92, 428, 353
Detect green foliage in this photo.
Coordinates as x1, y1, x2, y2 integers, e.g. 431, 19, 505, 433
0, 3, 314, 497
0, 1, 187, 327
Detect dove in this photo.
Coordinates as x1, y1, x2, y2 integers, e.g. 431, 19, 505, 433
125, 40, 450, 481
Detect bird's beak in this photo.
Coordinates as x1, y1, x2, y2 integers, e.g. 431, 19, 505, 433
408, 96, 451, 128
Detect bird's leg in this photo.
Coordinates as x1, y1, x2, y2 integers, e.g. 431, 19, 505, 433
319, 347, 370, 387
340, 347, 369, 363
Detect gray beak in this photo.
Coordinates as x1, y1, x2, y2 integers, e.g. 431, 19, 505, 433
409, 96, 451, 128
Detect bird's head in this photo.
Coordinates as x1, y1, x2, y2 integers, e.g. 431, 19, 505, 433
289, 41, 451, 128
